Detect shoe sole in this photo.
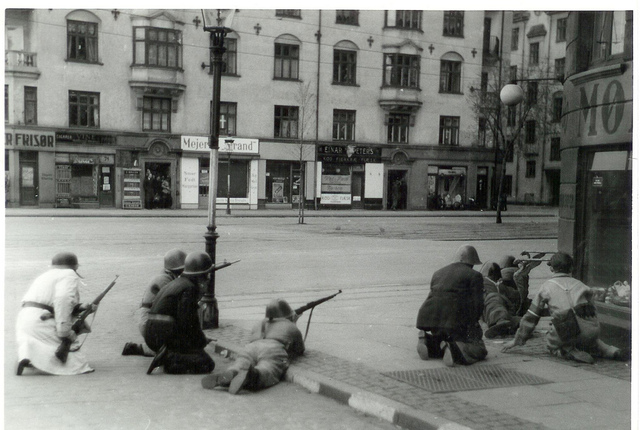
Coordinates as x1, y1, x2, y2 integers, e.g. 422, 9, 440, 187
417, 341, 430, 360
146, 346, 167, 375
441, 342, 455, 367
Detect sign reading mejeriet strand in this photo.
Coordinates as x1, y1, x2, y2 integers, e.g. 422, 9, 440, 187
181, 136, 259, 154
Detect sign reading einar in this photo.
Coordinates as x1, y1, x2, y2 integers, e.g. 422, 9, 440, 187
181, 136, 259, 154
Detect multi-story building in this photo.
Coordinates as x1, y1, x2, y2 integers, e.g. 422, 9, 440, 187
6, 9, 508, 210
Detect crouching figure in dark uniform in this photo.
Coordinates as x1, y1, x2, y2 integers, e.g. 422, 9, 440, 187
201, 298, 304, 394
145, 251, 215, 375
416, 244, 488, 366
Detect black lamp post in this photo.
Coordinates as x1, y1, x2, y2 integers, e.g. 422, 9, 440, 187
200, 11, 230, 329
225, 139, 233, 215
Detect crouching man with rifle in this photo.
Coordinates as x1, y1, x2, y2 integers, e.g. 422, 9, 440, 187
202, 290, 342, 394
16, 252, 116, 376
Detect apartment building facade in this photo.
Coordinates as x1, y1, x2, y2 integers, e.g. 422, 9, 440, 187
6, 9, 505, 210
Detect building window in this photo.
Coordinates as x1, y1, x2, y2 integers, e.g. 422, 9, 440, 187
219, 102, 237, 136
333, 49, 357, 85
386, 10, 422, 30
439, 116, 460, 146
507, 106, 516, 127
527, 81, 538, 105
529, 42, 539, 65
24, 86, 37, 125
383, 54, 420, 88
142, 97, 171, 132
387, 113, 410, 143
510, 65, 518, 82
591, 11, 626, 62
511, 27, 519, 50
550, 137, 561, 161
552, 93, 563, 122
555, 57, 565, 81
333, 109, 356, 141
525, 120, 536, 143
69, 90, 99, 128
134, 27, 182, 69
505, 141, 514, 162
556, 18, 567, 42
443, 12, 464, 37
275, 10, 301, 18
526, 160, 536, 178
478, 118, 487, 147
440, 60, 461, 93
336, 10, 358, 25
222, 38, 237, 75
274, 105, 298, 138
274, 43, 299, 80
67, 20, 99, 63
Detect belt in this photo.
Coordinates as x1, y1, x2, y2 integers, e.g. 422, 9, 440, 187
23, 301, 54, 314
148, 313, 176, 323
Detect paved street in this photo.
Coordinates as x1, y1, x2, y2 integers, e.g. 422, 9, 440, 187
4, 209, 633, 430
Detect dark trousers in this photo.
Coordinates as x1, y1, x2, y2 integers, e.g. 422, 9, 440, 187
419, 324, 487, 365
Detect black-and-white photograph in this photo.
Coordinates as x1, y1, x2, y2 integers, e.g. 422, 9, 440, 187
3, 6, 636, 430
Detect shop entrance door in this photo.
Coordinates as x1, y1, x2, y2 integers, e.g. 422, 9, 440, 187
19, 152, 38, 206
98, 165, 114, 207
351, 170, 364, 209
144, 162, 172, 209
387, 170, 407, 210
476, 174, 488, 209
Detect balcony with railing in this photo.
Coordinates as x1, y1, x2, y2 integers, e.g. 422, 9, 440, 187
5, 50, 40, 78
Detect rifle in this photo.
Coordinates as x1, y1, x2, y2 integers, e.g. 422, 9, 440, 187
55, 275, 119, 363
295, 290, 342, 315
213, 260, 240, 272
514, 251, 556, 263
294, 290, 342, 342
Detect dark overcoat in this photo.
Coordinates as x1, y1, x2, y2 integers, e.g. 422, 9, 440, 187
145, 276, 206, 352
416, 262, 484, 334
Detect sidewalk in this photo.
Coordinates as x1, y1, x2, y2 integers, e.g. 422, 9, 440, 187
4, 205, 558, 218
206, 319, 632, 430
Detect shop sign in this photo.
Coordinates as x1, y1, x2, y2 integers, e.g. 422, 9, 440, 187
317, 145, 381, 164
56, 132, 115, 145
5, 129, 55, 151
69, 154, 115, 165
439, 168, 465, 176
592, 176, 603, 187
321, 194, 351, 205
181, 136, 260, 154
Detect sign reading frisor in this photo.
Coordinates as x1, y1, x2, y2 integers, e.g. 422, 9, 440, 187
317, 145, 381, 163
5, 129, 56, 151
181, 136, 259, 154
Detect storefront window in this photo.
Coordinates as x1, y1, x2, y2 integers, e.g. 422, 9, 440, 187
579, 149, 631, 288
218, 159, 248, 198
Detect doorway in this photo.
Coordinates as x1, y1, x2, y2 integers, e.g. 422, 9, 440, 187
387, 170, 407, 210
351, 168, 364, 209
144, 162, 172, 209
19, 151, 38, 206
476, 173, 488, 209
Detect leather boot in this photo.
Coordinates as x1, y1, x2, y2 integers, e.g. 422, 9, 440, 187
17, 359, 32, 376
122, 342, 145, 356
147, 345, 168, 374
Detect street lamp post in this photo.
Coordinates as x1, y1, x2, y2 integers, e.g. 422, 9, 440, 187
225, 140, 232, 215
496, 84, 525, 224
200, 14, 230, 329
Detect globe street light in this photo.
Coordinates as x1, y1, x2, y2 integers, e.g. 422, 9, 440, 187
200, 12, 231, 329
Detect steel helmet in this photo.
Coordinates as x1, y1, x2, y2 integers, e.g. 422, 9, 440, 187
182, 252, 214, 276
164, 249, 187, 271
498, 255, 517, 269
265, 299, 295, 320
453, 245, 482, 266
51, 252, 79, 268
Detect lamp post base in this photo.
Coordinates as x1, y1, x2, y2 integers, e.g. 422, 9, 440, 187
199, 296, 219, 329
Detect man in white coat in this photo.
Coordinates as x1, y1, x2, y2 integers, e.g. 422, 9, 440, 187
16, 252, 95, 375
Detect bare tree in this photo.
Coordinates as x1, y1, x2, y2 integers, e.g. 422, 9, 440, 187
468, 65, 561, 223
292, 81, 317, 224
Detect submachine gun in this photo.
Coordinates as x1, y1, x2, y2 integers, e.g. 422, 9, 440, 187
514, 251, 556, 264
55, 275, 119, 363
294, 290, 342, 341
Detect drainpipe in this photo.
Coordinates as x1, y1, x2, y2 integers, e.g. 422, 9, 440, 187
313, 10, 322, 210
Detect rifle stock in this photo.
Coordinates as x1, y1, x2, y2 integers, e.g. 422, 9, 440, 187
55, 275, 119, 363
294, 290, 342, 315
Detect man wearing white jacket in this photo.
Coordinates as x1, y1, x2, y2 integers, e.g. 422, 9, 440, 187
16, 252, 95, 375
